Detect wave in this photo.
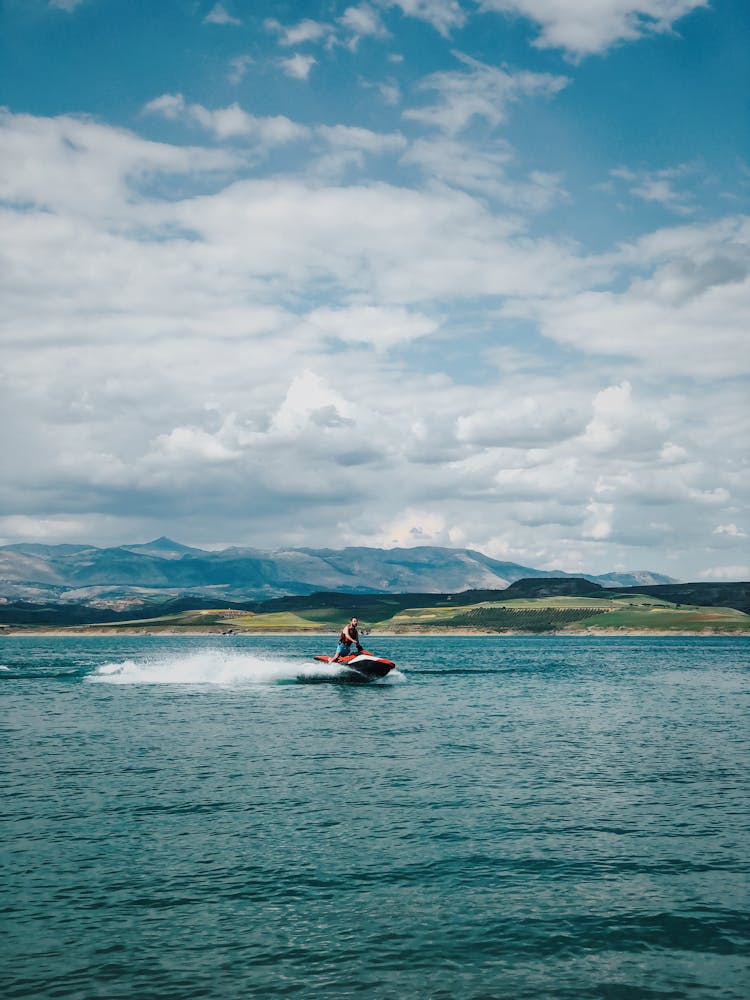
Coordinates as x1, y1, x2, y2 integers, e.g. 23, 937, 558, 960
87, 649, 404, 686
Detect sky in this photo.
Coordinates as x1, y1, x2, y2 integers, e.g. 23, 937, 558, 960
1, 0, 749, 581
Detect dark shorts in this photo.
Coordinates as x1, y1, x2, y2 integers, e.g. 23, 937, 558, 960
336, 641, 352, 656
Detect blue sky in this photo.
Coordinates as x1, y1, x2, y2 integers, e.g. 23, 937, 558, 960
1, 0, 748, 580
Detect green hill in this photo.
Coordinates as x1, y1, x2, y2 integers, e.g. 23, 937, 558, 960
6, 584, 748, 634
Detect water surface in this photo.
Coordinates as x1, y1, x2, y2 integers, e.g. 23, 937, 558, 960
2, 635, 748, 998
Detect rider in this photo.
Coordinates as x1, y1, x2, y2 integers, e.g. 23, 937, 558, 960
331, 616, 363, 662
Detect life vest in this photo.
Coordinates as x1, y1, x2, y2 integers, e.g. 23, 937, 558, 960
339, 626, 358, 644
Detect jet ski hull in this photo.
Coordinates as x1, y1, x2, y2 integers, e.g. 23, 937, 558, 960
313, 651, 396, 679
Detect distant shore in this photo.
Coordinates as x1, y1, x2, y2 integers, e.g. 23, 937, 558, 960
2, 627, 747, 638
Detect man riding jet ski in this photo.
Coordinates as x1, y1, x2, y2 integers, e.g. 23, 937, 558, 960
313, 616, 396, 679
331, 617, 362, 662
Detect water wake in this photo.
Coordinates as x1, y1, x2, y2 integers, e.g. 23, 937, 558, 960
88, 649, 403, 685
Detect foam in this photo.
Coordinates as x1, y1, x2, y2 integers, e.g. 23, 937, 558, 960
87, 649, 402, 685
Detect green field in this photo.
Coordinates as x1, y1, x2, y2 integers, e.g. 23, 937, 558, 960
570, 606, 750, 631
81, 592, 750, 633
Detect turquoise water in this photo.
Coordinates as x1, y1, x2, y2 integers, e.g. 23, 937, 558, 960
2, 635, 748, 999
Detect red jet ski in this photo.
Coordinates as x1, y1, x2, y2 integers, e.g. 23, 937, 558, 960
313, 649, 396, 680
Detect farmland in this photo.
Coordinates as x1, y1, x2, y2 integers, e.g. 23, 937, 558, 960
14, 590, 748, 634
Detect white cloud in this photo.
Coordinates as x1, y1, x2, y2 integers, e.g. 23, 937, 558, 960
305, 305, 438, 349
403, 136, 566, 209
698, 565, 750, 581
279, 53, 317, 80
0, 515, 87, 542
456, 393, 586, 448
388, 0, 467, 37
271, 372, 354, 435
165, 176, 587, 305
147, 425, 240, 464
504, 217, 750, 377
583, 501, 614, 540
227, 55, 253, 85
314, 124, 407, 174
358, 507, 458, 547
612, 165, 694, 215
714, 523, 747, 538
265, 6, 387, 56
2, 108, 746, 578
339, 4, 389, 47
582, 382, 668, 455
0, 109, 237, 219
203, 3, 240, 26
477, 0, 708, 57
142, 94, 309, 144
379, 81, 402, 105
660, 442, 688, 463
404, 54, 569, 134
265, 18, 333, 46
317, 124, 407, 154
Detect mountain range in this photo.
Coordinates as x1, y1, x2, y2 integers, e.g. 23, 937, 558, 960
0, 538, 676, 610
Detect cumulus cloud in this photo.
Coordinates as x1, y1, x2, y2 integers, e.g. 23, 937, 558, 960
477, 0, 708, 57
582, 382, 668, 455
504, 217, 750, 377
265, 18, 333, 47
317, 124, 407, 154
403, 136, 566, 209
456, 393, 586, 448
279, 53, 317, 80
0, 515, 88, 542
387, 0, 467, 37
313, 124, 407, 175
142, 94, 309, 144
583, 501, 614, 540
265, 6, 387, 55
360, 507, 459, 547
714, 523, 747, 538
304, 305, 438, 349
2, 107, 746, 578
404, 54, 569, 134
203, 3, 240, 26
271, 372, 354, 435
0, 109, 237, 219
339, 4, 389, 47
168, 175, 590, 305
699, 565, 750, 581
148, 424, 241, 464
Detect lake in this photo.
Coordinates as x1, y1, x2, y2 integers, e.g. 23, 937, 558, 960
2, 634, 748, 999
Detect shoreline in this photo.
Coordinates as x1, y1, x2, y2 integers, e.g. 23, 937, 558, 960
1, 627, 747, 638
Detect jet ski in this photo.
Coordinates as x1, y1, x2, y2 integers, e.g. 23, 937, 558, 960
313, 649, 396, 680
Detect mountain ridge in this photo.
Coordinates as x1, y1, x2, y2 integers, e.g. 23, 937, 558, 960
0, 538, 679, 609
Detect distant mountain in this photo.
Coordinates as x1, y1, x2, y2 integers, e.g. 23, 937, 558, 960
121, 537, 207, 559
593, 570, 680, 587
0, 538, 678, 608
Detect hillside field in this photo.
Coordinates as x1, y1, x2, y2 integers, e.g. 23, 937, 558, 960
19, 592, 749, 634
